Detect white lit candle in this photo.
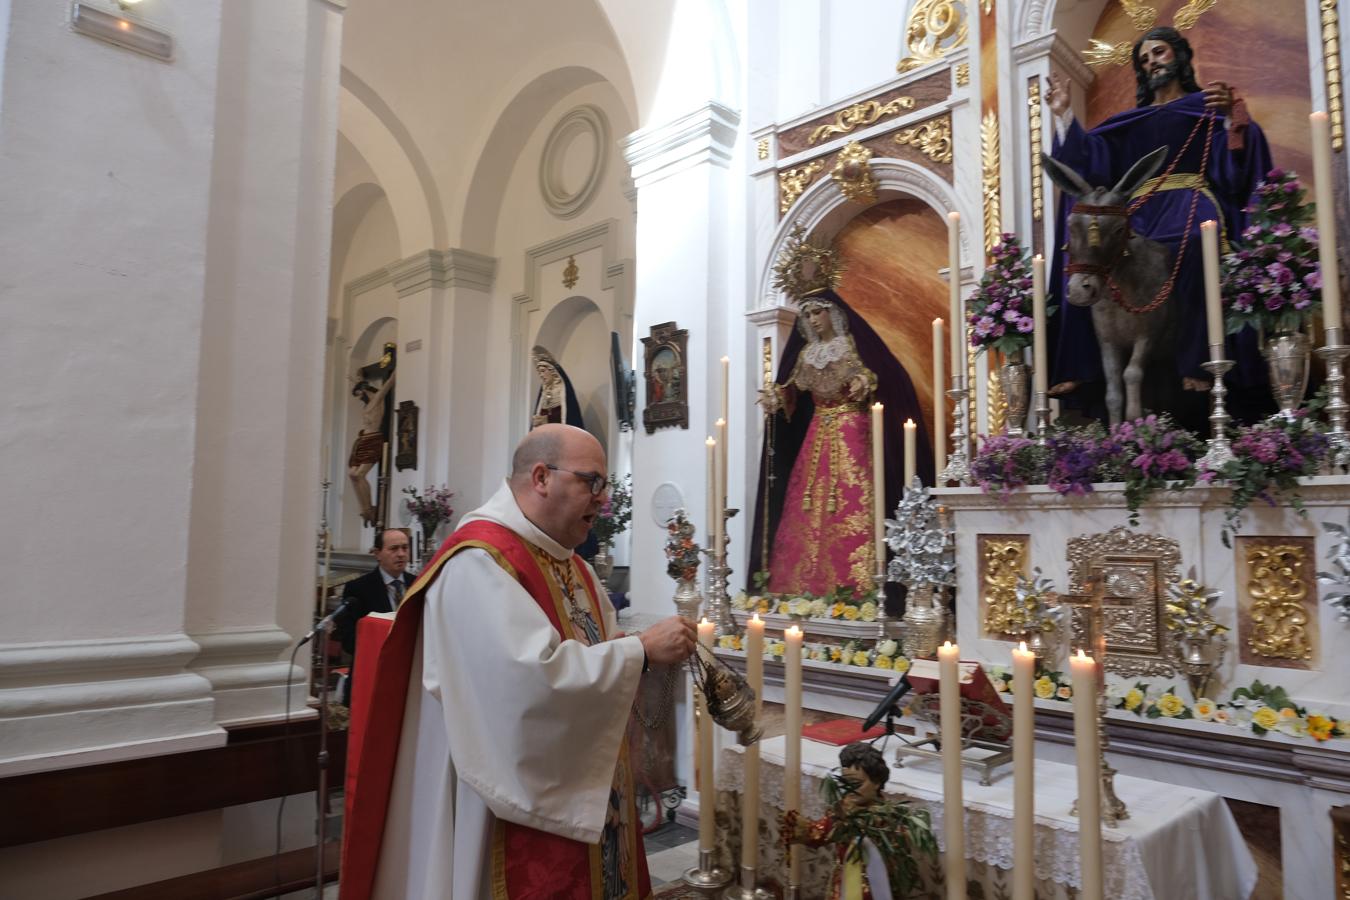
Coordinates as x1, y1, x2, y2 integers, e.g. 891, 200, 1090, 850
716, 417, 728, 511
938, 641, 967, 898
871, 402, 885, 580
1312, 112, 1343, 334
706, 437, 717, 542
1032, 254, 1048, 397
903, 419, 917, 487
741, 614, 765, 873
697, 619, 716, 851
933, 318, 946, 473
1200, 220, 1225, 361
784, 625, 804, 888
1070, 648, 1103, 900
1012, 641, 1036, 900
713, 436, 724, 558
948, 212, 963, 371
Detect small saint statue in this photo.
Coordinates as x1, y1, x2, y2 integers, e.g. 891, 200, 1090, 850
781, 742, 937, 900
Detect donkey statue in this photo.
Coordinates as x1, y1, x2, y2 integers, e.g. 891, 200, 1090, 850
1041, 146, 1172, 425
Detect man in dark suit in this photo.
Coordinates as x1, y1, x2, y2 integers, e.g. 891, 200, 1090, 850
334, 528, 413, 704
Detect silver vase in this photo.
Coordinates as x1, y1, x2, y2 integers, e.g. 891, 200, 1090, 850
1001, 361, 1031, 437
672, 577, 702, 620
901, 583, 947, 659
1263, 330, 1310, 419
592, 542, 614, 583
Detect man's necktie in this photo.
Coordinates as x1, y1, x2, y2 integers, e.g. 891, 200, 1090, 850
390, 579, 405, 610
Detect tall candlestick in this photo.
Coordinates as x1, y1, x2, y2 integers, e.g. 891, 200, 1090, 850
871, 402, 886, 580
741, 614, 765, 872
933, 319, 947, 471
784, 625, 803, 889
1032, 255, 1048, 396
1312, 112, 1343, 333
903, 419, 917, 486
938, 641, 966, 899
1070, 648, 1104, 900
716, 417, 728, 510
1012, 642, 1036, 900
706, 437, 717, 541
721, 356, 731, 424
697, 619, 716, 851
1200, 220, 1225, 360
947, 212, 963, 370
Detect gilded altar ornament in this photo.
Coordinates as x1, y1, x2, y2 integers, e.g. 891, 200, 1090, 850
978, 535, 1026, 635
562, 254, 579, 289
892, 114, 954, 164
778, 160, 826, 214
886, 481, 956, 657
757, 137, 770, 160
980, 110, 1002, 254
1082, 0, 1218, 68
1027, 78, 1044, 222
1246, 543, 1314, 660
986, 362, 1007, 436
809, 97, 916, 145
1316, 513, 1350, 622
896, 0, 968, 73
1164, 568, 1229, 700
1013, 567, 1068, 669
955, 62, 970, 87
772, 223, 845, 301
831, 141, 877, 204
1322, 0, 1345, 152
688, 645, 761, 746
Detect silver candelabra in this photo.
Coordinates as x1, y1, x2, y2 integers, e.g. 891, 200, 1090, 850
940, 374, 973, 484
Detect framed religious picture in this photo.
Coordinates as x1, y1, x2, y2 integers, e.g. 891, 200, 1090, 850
395, 400, 419, 471
640, 321, 689, 433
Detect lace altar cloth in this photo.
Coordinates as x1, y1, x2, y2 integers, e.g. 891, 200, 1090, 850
716, 735, 1256, 900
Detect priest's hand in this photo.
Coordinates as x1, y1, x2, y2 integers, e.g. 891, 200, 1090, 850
639, 616, 697, 665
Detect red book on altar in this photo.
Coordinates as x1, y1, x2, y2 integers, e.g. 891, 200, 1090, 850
906, 657, 1010, 740
344, 612, 395, 824
801, 718, 888, 745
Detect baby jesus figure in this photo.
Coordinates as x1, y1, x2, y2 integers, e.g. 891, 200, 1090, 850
781, 742, 937, 900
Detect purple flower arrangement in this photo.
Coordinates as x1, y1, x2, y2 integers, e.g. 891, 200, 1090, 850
592, 474, 632, 545
404, 484, 456, 533
971, 435, 1049, 497
1109, 414, 1202, 521
1044, 423, 1121, 496
966, 234, 1048, 357
1222, 168, 1322, 335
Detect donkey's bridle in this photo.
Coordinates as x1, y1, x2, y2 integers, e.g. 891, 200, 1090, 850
1063, 202, 1132, 279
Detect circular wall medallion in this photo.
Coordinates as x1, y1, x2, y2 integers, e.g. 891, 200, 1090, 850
650, 482, 685, 528
539, 105, 609, 220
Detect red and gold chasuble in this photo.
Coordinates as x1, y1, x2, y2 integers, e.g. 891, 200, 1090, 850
340, 521, 651, 900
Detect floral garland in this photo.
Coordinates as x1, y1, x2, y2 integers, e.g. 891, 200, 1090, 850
731, 591, 880, 623
717, 632, 911, 673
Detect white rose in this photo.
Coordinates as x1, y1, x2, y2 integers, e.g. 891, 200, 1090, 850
877, 639, 898, 657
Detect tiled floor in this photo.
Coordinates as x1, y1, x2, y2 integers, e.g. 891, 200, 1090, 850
642, 821, 700, 887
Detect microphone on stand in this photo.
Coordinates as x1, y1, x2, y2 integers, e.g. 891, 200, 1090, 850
862, 672, 914, 732
299, 598, 352, 646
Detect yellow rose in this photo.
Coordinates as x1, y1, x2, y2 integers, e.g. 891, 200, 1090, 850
893, 657, 911, 674
830, 602, 846, 618
731, 636, 743, 651
842, 606, 859, 621
1252, 706, 1281, 731
1279, 707, 1298, 720
874, 655, 893, 670
1308, 714, 1335, 741
756, 599, 771, 614
1156, 693, 1186, 718
852, 651, 870, 667
1056, 686, 1073, 700
1193, 699, 1216, 721
830, 648, 842, 662
1123, 688, 1144, 712
1034, 676, 1055, 699
859, 602, 878, 622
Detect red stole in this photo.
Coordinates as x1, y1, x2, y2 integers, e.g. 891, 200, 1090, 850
338, 520, 651, 900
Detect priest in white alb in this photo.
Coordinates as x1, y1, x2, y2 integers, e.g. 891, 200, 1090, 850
340, 424, 697, 900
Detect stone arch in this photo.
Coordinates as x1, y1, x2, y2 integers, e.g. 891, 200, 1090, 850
338, 67, 445, 255
757, 158, 967, 310
331, 182, 396, 291
531, 295, 612, 454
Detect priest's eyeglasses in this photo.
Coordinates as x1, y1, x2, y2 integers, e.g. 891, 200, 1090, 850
545, 465, 608, 496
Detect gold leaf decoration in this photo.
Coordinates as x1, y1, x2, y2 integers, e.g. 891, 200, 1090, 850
1173, 0, 1218, 31
1246, 543, 1314, 660
1027, 78, 1044, 222
831, 141, 878, 204
980, 109, 1002, 254
893, 114, 954, 164
987, 357, 1007, 435
979, 535, 1029, 636
1120, 0, 1159, 31
778, 160, 825, 214
1322, 0, 1345, 152
1083, 38, 1135, 68
809, 97, 916, 145
897, 0, 968, 73
1082, 0, 1219, 68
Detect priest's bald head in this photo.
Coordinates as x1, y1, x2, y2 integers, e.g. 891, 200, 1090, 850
510, 424, 608, 549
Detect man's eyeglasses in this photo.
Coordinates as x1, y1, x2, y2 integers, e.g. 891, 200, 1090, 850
545, 465, 608, 496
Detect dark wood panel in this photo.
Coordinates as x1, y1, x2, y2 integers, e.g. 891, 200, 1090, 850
0, 720, 347, 848
82, 841, 339, 900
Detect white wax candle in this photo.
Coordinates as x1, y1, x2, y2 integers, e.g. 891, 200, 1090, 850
903, 419, 917, 487
741, 614, 765, 871
1070, 649, 1104, 900
933, 319, 946, 473
1312, 112, 1343, 333
784, 625, 803, 887
697, 619, 716, 851
948, 212, 963, 369
871, 402, 885, 580
713, 436, 724, 558
716, 417, 728, 511
1012, 642, 1036, 900
1200, 220, 1225, 360
1032, 255, 1048, 397
706, 437, 717, 542
721, 356, 731, 423
938, 641, 967, 898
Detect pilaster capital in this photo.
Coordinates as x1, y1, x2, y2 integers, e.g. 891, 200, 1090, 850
388, 248, 497, 297
746, 306, 797, 329
1013, 32, 1096, 89
621, 102, 741, 188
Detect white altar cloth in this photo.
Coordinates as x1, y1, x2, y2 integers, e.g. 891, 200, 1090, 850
718, 734, 1257, 900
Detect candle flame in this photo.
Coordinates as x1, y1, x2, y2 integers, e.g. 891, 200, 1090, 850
904, 418, 915, 427
706, 437, 716, 446
943, 640, 953, 649
1019, 640, 1028, 652
700, 617, 710, 626
1076, 648, 1089, 659
871, 402, 883, 411
786, 625, 802, 638
751, 612, 761, 623
721, 355, 730, 363
715, 417, 726, 427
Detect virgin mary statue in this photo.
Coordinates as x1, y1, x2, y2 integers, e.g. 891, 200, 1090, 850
747, 289, 931, 603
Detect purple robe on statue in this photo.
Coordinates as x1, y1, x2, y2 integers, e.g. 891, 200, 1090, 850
1050, 92, 1273, 407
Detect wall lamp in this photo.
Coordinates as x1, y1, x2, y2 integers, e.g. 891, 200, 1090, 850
71, 2, 173, 62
